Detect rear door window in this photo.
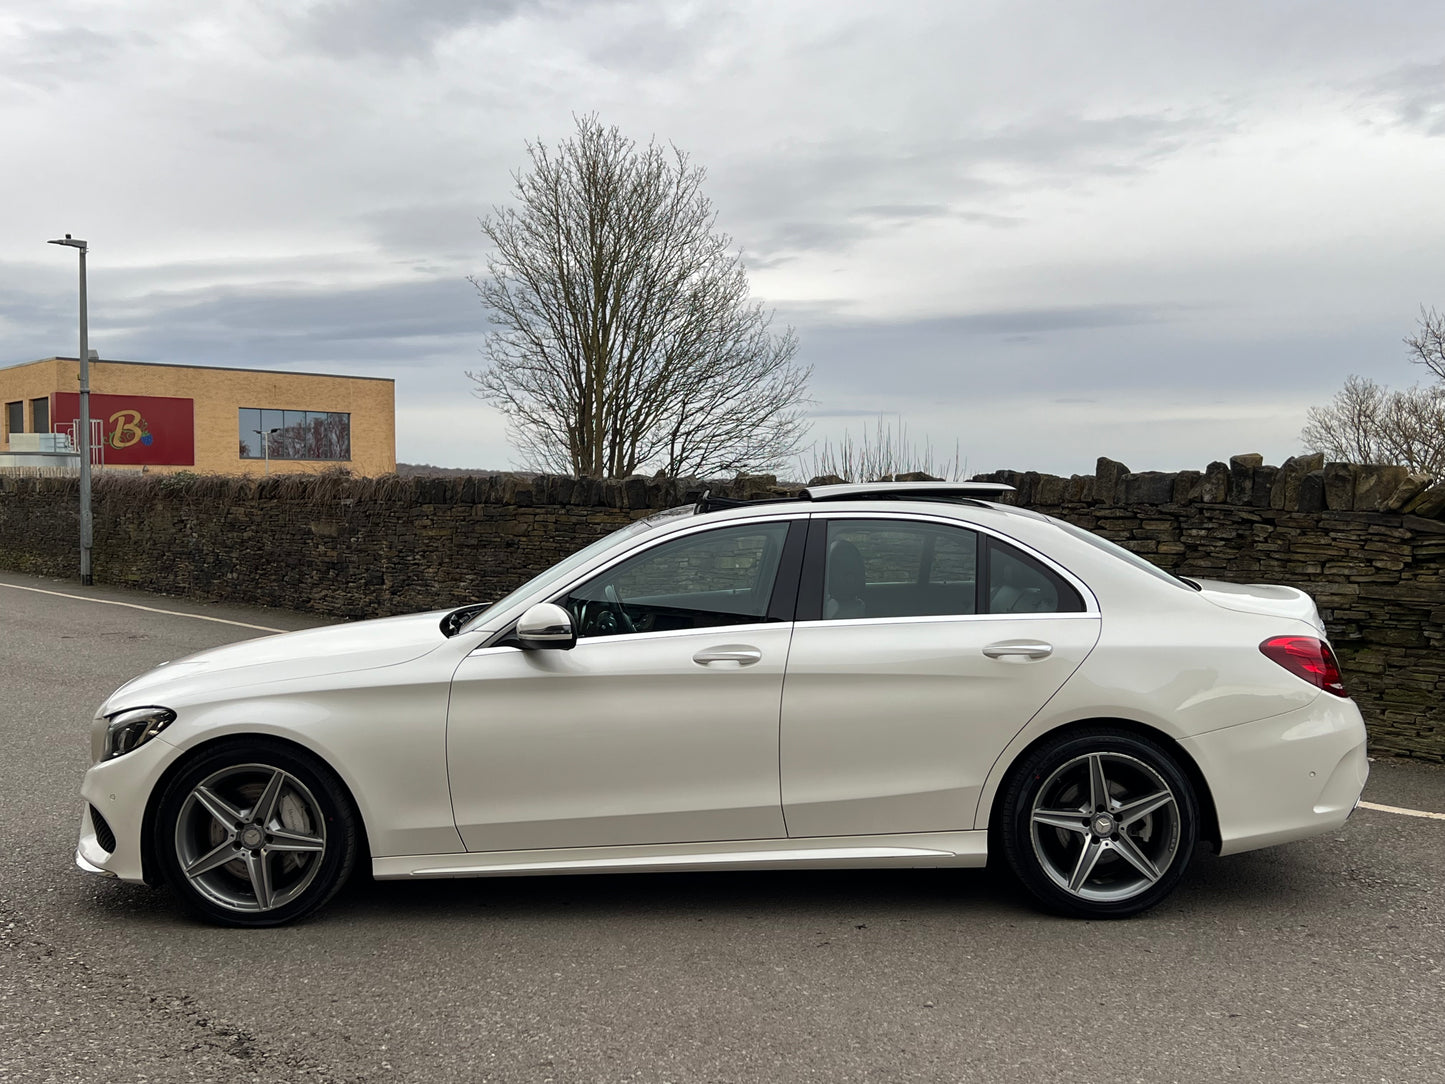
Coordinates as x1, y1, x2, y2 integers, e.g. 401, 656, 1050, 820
802, 518, 1086, 619
817, 520, 979, 620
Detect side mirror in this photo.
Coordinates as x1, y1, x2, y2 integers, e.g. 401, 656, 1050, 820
516, 602, 576, 650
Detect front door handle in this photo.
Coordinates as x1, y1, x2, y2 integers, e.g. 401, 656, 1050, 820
693, 645, 763, 667
983, 640, 1053, 660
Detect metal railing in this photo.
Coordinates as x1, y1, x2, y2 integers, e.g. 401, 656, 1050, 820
52, 419, 105, 467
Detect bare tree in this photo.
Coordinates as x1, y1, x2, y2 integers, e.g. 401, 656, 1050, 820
1303, 307, 1445, 475
800, 416, 966, 482
1405, 305, 1445, 383
1382, 382, 1445, 475
1302, 375, 1445, 475
468, 115, 810, 479
1302, 375, 1390, 464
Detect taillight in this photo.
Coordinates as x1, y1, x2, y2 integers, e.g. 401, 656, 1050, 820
1260, 636, 1348, 697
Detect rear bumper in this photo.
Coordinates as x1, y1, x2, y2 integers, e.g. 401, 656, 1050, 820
1179, 694, 1368, 856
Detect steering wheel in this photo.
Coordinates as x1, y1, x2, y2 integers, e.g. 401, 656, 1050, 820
604, 583, 636, 634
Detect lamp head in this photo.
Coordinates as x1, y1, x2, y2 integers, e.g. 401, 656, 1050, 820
48, 235, 88, 250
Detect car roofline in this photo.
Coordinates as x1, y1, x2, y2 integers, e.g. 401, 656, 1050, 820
802, 481, 1016, 501
694, 481, 1015, 515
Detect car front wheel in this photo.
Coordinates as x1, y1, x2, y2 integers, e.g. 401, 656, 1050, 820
154, 739, 358, 927
999, 729, 1199, 918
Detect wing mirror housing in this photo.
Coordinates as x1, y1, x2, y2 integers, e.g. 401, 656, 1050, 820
516, 603, 576, 650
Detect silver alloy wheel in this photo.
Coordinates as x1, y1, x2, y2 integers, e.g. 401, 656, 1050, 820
173, 763, 328, 913
1029, 751, 1181, 903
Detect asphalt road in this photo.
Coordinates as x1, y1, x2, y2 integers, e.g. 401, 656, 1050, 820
1, 569, 1442, 1084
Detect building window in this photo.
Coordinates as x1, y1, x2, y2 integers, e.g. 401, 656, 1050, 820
5, 401, 21, 439
238, 408, 351, 461
31, 398, 49, 433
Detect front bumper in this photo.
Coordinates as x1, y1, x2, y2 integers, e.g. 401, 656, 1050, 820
74, 735, 180, 884
1179, 693, 1369, 856
75, 815, 116, 877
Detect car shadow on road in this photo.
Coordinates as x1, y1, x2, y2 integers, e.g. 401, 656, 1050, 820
332, 864, 1021, 922
331, 849, 1352, 930
71, 835, 1362, 931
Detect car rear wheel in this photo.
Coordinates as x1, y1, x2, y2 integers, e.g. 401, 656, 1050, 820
1000, 729, 1198, 918
154, 740, 358, 927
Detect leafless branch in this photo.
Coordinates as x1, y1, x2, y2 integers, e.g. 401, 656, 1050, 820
467, 115, 811, 478
1406, 305, 1445, 383
1302, 374, 1445, 475
801, 416, 967, 483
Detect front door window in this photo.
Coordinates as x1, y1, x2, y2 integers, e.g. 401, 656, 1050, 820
561, 521, 792, 638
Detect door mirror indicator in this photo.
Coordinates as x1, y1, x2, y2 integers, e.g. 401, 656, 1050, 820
516, 603, 576, 650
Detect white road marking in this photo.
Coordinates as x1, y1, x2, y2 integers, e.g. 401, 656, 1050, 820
1358, 800, 1445, 822
0, 582, 287, 633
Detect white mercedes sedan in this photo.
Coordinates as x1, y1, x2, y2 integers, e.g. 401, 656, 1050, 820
76, 482, 1368, 926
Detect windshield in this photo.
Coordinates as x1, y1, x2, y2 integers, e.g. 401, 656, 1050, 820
459, 505, 695, 633
1047, 516, 1196, 590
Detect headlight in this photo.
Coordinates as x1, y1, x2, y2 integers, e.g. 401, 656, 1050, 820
103, 707, 177, 760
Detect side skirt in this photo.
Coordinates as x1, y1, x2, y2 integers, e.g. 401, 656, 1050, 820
372, 830, 988, 880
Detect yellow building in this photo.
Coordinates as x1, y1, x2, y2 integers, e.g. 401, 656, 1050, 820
0, 357, 395, 476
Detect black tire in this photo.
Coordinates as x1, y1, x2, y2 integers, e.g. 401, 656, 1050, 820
153, 738, 358, 927
999, 728, 1198, 919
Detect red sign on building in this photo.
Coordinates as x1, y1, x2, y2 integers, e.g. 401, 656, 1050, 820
52, 392, 196, 466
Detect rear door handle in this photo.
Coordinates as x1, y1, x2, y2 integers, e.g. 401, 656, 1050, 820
692, 645, 763, 667
983, 640, 1053, 660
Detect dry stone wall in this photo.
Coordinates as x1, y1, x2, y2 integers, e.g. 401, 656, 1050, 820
1, 456, 1441, 760
0, 472, 723, 620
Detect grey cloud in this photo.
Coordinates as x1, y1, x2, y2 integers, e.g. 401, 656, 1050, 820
782, 302, 1185, 339
789, 306, 1388, 413
0, 262, 86, 362
1370, 61, 1445, 136
579, 3, 735, 74
287, 0, 525, 60
933, 305, 1185, 336
858, 204, 953, 220
356, 203, 487, 261
962, 112, 1210, 173
0, 24, 150, 88
0, 273, 487, 376
25, 25, 131, 62
760, 298, 852, 321
741, 220, 874, 266
724, 110, 1224, 260
209, 122, 276, 147
110, 276, 481, 341
779, 303, 1192, 406
858, 206, 1021, 229
737, 252, 796, 271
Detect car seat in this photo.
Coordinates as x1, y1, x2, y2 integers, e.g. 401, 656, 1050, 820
825, 539, 868, 619
988, 554, 1055, 613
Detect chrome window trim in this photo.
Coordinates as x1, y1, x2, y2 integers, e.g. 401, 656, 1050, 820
802, 611, 1101, 629
804, 508, 1101, 618
479, 505, 1098, 648
476, 619, 787, 654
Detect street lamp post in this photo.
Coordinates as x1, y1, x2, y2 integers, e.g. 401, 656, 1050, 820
255, 427, 281, 475
47, 234, 93, 586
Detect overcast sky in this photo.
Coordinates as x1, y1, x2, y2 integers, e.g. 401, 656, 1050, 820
4, 0, 1444, 477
